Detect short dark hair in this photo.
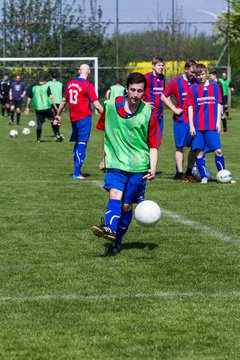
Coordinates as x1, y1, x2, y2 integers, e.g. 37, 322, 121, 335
184, 59, 197, 69
152, 56, 164, 65
209, 70, 217, 76
194, 63, 207, 75
126, 72, 146, 90
116, 78, 122, 85
51, 71, 57, 79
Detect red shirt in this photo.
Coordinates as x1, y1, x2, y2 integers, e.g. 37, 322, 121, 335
64, 77, 98, 122
163, 75, 198, 123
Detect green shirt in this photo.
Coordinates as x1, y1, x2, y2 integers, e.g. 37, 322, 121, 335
32, 84, 52, 111
46, 80, 63, 104
219, 78, 232, 96
109, 84, 125, 100
104, 100, 151, 172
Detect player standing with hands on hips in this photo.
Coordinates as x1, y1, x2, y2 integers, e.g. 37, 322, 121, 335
188, 64, 225, 184
55, 64, 103, 180
91, 72, 160, 256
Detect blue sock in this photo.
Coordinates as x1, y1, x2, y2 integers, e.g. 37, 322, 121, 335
73, 143, 87, 176
215, 155, 225, 171
196, 157, 207, 179
105, 199, 121, 233
115, 209, 133, 247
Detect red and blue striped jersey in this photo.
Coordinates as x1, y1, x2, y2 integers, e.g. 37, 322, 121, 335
143, 72, 166, 118
188, 82, 222, 131
96, 96, 161, 148
163, 75, 198, 123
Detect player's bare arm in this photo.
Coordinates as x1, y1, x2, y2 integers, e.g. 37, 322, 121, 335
143, 148, 158, 180
161, 93, 183, 115
188, 105, 196, 136
24, 98, 31, 115
216, 104, 222, 133
93, 100, 103, 114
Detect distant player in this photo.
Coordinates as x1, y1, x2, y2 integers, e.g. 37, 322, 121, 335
56, 64, 103, 180
161, 59, 197, 182
144, 56, 166, 141
0, 74, 11, 117
46, 72, 65, 141
91, 72, 160, 256
209, 70, 226, 134
9, 74, 26, 125
106, 78, 125, 100
24, 77, 57, 143
188, 64, 225, 184
218, 71, 234, 120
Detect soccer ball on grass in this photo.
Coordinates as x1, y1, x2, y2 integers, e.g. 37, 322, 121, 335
9, 129, 18, 138
28, 120, 36, 127
22, 127, 31, 135
192, 166, 213, 180
216, 169, 232, 183
135, 200, 161, 227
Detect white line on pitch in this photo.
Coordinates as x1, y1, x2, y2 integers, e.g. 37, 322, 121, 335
1, 290, 240, 303
162, 209, 240, 245
89, 180, 240, 246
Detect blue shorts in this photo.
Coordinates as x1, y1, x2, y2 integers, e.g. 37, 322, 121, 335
173, 121, 193, 148
70, 116, 92, 143
104, 169, 147, 204
192, 130, 221, 153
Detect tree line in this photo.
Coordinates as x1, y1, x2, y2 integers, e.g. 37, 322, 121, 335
0, 0, 239, 97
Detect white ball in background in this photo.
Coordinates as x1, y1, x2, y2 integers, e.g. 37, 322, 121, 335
22, 127, 31, 135
9, 129, 18, 137
28, 120, 36, 127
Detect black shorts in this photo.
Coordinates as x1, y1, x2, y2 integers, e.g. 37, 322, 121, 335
222, 95, 228, 106
0, 96, 10, 106
11, 99, 23, 108
51, 104, 60, 118
36, 108, 54, 123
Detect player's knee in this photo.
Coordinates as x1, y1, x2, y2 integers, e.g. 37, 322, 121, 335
122, 204, 132, 212
109, 188, 122, 200
215, 149, 222, 156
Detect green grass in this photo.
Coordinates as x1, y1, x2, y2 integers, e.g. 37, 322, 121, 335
0, 109, 240, 359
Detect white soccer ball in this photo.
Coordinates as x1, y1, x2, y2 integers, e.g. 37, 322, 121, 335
22, 127, 31, 135
192, 166, 213, 180
206, 168, 213, 179
9, 129, 18, 138
192, 166, 201, 180
28, 120, 36, 127
216, 169, 232, 183
135, 200, 161, 227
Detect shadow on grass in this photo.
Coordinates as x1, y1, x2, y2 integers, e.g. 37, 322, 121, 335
121, 242, 158, 251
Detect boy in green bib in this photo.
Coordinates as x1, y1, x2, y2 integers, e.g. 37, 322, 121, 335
92, 72, 160, 256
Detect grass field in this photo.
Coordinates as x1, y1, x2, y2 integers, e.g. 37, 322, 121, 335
1, 108, 240, 359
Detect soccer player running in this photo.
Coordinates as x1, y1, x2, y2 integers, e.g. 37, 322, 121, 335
105, 78, 125, 100
188, 64, 225, 184
91, 72, 160, 256
0, 74, 11, 118
9, 74, 26, 126
161, 59, 197, 182
55, 64, 103, 180
144, 56, 166, 142
46, 72, 65, 141
24, 77, 58, 143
